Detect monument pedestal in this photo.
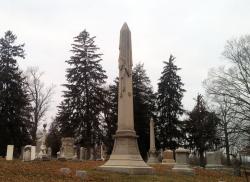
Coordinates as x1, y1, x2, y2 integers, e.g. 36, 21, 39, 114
172, 148, 194, 175
162, 150, 175, 165
147, 151, 159, 164
98, 130, 153, 174
205, 151, 224, 169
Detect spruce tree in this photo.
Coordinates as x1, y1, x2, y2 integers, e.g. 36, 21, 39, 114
184, 94, 221, 167
0, 31, 31, 156
103, 78, 118, 154
156, 55, 185, 151
133, 63, 156, 160
56, 30, 107, 148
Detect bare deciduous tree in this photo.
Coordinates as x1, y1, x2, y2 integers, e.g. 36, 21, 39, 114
25, 67, 55, 145
203, 35, 250, 159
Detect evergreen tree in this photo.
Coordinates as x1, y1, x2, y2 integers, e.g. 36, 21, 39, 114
184, 94, 221, 167
103, 78, 118, 154
56, 30, 107, 148
0, 31, 31, 156
156, 55, 185, 151
133, 63, 156, 160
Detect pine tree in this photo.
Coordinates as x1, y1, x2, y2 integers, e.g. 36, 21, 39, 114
184, 94, 221, 167
103, 78, 118, 154
0, 31, 32, 156
156, 55, 185, 151
55, 30, 107, 148
133, 63, 156, 160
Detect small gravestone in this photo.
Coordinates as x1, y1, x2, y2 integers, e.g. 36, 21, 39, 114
89, 147, 94, 160
76, 170, 87, 179
162, 150, 175, 165
206, 151, 223, 169
80, 147, 84, 161
6, 145, 14, 160
59, 168, 71, 175
23, 145, 32, 162
31, 146, 36, 160
47, 147, 52, 159
60, 137, 74, 160
83, 147, 88, 160
172, 148, 194, 175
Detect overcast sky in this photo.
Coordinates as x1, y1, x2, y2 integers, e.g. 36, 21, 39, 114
1, 0, 250, 124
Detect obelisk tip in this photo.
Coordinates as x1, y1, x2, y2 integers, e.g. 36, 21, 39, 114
121, 22, 129, 31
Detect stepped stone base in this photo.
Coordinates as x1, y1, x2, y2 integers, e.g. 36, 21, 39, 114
147, 152, 160, 164
172, 164, 194, 175
205, 164, 224, 169
98, 130, 153, 174
162, 159, 176, 165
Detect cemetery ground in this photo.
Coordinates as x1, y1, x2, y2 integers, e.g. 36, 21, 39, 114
0, 158, 248, 182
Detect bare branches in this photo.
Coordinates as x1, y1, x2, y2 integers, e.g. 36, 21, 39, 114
25, 66, 55, 144
203, 35, 250, 160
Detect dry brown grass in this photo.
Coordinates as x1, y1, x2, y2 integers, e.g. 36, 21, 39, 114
0, 159, 247, 182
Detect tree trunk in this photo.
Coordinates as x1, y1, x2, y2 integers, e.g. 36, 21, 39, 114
224, 124, 231, 166
199, 149, 205, 167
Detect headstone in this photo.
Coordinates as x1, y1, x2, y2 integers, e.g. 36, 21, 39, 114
172, 148, 194, 175
76, 170, 87, 179
89, 147, 94, 160
80, 147, 84, 161
83, 148, 88, 160
59, 168, 71, 175
59, 137, 74, 160
47, 147, 52, 159
23, 145, 32, 162
206, 151, 224, 169
147, 118, 159, 164
31, 146, 36, 160
98, 23, 152, 174
162, 150, 175, 165
6, 145, 14, 160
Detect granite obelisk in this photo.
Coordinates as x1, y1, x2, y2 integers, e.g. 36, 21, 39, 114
99, 23, 152, 174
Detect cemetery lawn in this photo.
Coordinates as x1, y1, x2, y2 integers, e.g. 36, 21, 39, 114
0, 158, 247, 182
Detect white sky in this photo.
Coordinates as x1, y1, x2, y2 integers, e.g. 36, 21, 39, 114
1, 0, 250, 124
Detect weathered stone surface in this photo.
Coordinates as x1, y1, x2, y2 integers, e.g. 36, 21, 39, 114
99, 23, 152, 174
76, 170, 87, 179
172, 148, 194, 175
59, 168, 71, 175
31, 146, 36, 160
206, 151, 224, 169
23, 145, 32, 162
6, 145, 14, 161
59, 137, 74, 160
147, 118, 159, 164
162, 150, 175, 165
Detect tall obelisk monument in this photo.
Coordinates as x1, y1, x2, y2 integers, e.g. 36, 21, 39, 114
99, 23, 152, 174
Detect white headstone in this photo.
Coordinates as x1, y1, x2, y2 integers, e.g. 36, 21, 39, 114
23, 145, 32, 162
206, 151, 224, 169
6, 145, 14, 160
31, 146, 36, 160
